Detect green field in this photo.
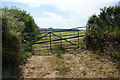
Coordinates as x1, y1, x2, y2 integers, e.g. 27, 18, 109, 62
32, 30, 85, 51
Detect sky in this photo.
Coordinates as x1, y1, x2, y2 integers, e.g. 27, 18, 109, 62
1, 0, 119, 29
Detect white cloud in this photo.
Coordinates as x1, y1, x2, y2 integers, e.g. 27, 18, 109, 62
2, 0, 119, 7
1, 0, 44, 7
34, 12, 87, 29
40, 12, 67, 22
2, 0, 119, 28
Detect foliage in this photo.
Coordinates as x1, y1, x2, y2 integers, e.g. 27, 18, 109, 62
1, 8, 25, 69
53, 44, 67, 58
85, 6, 120, 60
51, 57, 71, 75
8, 6, 40, 52
1, 7, 40, 76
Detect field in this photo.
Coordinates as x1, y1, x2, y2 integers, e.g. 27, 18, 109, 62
2, 5, 120, 78
20, 29, 120, 78
31, 29, 85, 52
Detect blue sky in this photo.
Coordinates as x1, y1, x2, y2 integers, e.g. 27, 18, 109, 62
1, 0, 119, 29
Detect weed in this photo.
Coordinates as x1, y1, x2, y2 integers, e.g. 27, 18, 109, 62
106, 46, 120, 59
53, 44, 67, 58
56, 64, 71, 75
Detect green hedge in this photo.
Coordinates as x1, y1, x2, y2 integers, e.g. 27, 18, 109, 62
1, 7, 40, 70
85, 6, 120, 60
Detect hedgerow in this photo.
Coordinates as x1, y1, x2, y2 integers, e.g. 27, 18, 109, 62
1, 7, 40, 77
85, 6, 120, 60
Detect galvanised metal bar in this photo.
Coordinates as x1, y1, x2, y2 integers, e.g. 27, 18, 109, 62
51, 33, 80, 46
33, 35, 84, 44
27, 29, 80, 35
31, 33, 49, 42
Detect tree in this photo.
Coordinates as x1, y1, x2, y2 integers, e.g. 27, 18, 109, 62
8, 6, 40, 52
1, 7, 25, 68
1, 7, 40, 77
85, 6, 120, 59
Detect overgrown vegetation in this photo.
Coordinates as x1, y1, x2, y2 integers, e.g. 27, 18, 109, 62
85, 6, 120, 61
9, 6, 40, 52
53, 44, 67, 58
49, 56, 71, 75
1, 7, 40, 77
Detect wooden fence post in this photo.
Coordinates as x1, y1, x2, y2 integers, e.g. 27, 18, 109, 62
29, 34, 32, 52
59, 32, 62, 47
78, 30, 80, 47
49, 32, 52, 52
74, 30, 75, 43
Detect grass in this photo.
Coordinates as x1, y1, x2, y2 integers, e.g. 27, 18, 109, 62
32, 30, 85, 51
106, 46, 120, 58
53, 44, 67, 58
49, 55, 71, 75
55, 64, 71, 75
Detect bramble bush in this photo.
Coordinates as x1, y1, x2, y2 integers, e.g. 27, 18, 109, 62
85, 6, 120, 60
1, 7, 40, 74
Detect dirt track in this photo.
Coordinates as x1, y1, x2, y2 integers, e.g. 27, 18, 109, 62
20, 49, 120, 78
